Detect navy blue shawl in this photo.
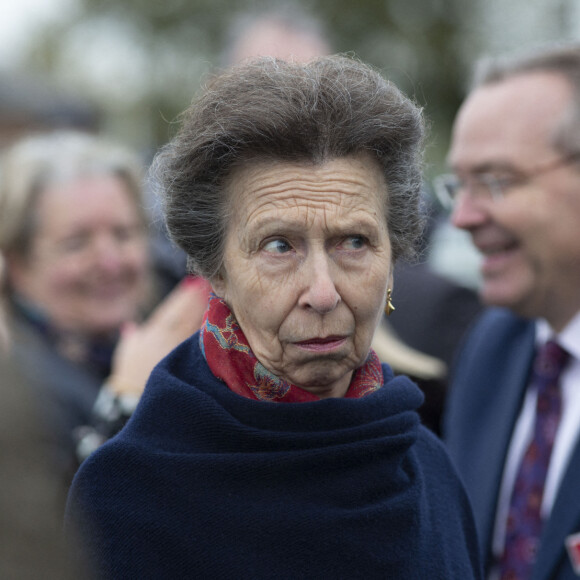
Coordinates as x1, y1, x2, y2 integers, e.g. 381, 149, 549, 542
67, 334, 481, 579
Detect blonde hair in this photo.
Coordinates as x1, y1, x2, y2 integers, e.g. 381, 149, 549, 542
0, 130, 146, 258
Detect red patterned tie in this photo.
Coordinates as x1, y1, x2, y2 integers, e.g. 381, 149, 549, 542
499, 340, 569, 580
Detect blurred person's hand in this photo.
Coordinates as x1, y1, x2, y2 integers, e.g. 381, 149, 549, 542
107, 277, 211, 397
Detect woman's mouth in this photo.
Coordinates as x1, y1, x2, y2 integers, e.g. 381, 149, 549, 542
87, 281, 133, 300
293, 336, 347, 353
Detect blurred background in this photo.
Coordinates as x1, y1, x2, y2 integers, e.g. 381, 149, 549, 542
1, 4, 577, 572
3, 0, 580, 169
1, 0, 579, 294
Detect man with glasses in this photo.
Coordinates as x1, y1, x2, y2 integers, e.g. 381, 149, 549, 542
442, 44, 580, 580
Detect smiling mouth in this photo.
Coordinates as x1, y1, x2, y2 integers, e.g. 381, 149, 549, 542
473, 229, 519, 256
293, 336, 347, 353
476, 240, 521, 276
478, 240, 518, 256
88, 282, 132, 299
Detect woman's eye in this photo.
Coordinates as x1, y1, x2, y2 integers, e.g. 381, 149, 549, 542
114, 225, 143, 243
263, 239, 292, 254
58, 236, 87, 253
340, 235, 367, 250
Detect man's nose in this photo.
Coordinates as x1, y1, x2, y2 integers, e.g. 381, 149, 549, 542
451, 190, 490, 231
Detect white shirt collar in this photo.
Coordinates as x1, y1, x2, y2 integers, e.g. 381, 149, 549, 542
536, 311, 580, 362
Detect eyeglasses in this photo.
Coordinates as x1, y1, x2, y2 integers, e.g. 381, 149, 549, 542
433, 152, 580, 209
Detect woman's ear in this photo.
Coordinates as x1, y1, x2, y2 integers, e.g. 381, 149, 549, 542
386, 260, 394, 293
210, 271, 227, 299
4, 252, 32, 295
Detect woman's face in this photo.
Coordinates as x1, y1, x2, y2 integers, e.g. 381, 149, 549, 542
9, 175, 149, 337
212, 155, 393, 398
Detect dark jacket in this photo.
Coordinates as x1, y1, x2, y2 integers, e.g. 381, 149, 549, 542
68, 333, 482, 579
10, 310, 104, 479
444, 308, 580, 580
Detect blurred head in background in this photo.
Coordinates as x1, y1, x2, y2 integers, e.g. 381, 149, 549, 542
223, 5, 332, 65
0, 130, 150, 340
446, 44, 580, 331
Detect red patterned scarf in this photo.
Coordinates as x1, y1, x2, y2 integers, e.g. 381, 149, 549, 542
199, 293, 383, 402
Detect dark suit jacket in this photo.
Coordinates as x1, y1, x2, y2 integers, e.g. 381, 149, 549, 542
10, 312, 103, 481
390, 261, 483, 371
389, 261, 483, 434
444, 308, 580, 580
0, 354, 83, 578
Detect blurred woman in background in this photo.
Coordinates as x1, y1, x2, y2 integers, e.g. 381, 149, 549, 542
0, 131, 208, 482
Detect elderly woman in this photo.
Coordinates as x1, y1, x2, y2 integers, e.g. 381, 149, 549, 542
0, 131, 207, 481
67, 57, 481, 579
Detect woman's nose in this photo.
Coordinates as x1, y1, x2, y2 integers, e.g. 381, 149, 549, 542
92, 235, 124, 273
298, 254, 340, 314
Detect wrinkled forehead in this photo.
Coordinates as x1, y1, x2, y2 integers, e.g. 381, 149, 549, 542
225, 155, 388, 218
449, 72, 574, 170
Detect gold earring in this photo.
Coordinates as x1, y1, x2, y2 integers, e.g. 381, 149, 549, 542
385, 288, 395, 316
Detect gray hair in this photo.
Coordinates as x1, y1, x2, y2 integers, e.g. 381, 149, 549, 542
0, 130, 146, 258
151, 55, 426, 279
472, 43, 580, 156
